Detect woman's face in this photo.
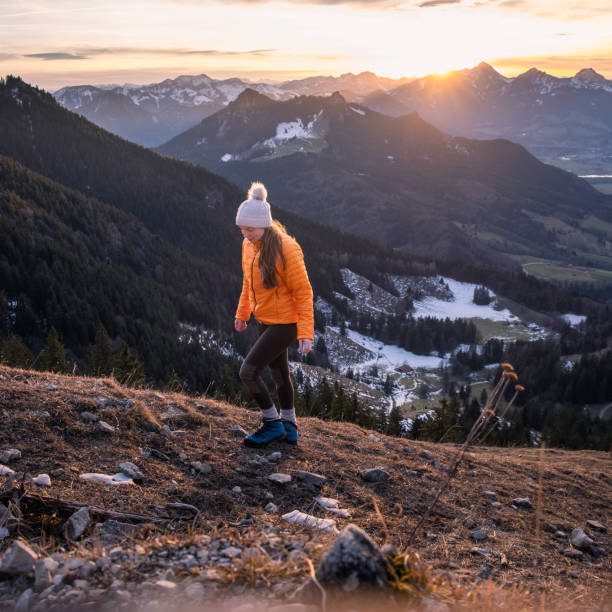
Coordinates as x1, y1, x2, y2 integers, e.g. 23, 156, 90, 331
239, 226, 265, 243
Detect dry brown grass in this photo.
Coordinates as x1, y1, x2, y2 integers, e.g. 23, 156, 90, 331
0, 365, 610, 609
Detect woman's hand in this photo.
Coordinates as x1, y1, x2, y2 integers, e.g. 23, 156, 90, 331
298, 338, 312, 355
234, 319, 247, 332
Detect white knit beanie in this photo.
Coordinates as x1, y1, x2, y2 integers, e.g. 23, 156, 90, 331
235, 182, 272, 228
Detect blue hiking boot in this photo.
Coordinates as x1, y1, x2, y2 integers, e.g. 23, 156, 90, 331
281, 420, 298, 445
244, 419, 286, 447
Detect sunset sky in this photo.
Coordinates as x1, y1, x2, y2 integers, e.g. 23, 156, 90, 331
1, 0, 611, 90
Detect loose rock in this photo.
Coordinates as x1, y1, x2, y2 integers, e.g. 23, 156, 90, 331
119, 462, 144, 481
0, 540, 38, 575
482, 491, 496, 500
268, 473, 291, 484
0, 464, 15, 476
470, 547, 492, 557
314, 524, 389, 590
33, 474, 51, 486
586, 520, 607, 533
282, 510, 338, 533
97, 421, 116, 434
360, 467, 390, 482
513, 497, 532, 508
570, 528, 593, 551
265, 503, 279, 513
0, 449, 21, 463
295, 471, 327, 490
470, 529, 488, 541
80, 411, 99, 423
65, 506, 91, 540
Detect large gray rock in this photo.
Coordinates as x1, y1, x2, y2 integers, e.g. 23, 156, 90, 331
0, 541, 37, 575
65, 506, 91, 540
314, 524, 389, 591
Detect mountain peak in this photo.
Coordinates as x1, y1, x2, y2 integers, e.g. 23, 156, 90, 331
327, 91, 346, 105
227, 87, 274, 109
573, 68, 606, 83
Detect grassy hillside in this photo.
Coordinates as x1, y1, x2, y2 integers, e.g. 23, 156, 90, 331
0, 366, 609, 610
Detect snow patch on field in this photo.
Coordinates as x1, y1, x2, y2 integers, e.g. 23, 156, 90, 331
561, 313, 586, 326
412, 277, 517, 322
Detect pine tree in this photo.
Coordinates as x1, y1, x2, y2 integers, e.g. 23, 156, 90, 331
387, 403, 403, 436
87, 324, 113, 376
37, 327, 70, 373
0, 334, 34, 368
113, 342, 145, 386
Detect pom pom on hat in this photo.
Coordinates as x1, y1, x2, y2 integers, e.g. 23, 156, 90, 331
248, 182, 267, 202
236, 181, 272, 228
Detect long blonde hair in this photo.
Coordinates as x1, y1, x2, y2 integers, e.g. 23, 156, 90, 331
259, 220, 287, 289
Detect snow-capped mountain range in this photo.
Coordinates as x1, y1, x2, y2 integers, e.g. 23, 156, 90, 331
363, 63, 612, 175
53, 72, 408, 147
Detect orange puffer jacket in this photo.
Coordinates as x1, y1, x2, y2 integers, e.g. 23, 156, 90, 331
235, 233, 314, 340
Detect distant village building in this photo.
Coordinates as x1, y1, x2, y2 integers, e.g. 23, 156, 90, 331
396, 364, 414, 375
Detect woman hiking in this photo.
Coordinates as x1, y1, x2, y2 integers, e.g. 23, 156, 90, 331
234, 182, 314, 447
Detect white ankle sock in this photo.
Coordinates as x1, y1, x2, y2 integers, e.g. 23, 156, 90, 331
281, 408, 296, 424
261, 405, 279, 421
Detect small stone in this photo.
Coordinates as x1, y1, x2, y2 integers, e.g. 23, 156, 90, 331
464, 518, 478, 530
478, 565, 493, 579
47, 384, 56, 390
555, 530, 568, 538
265, 491, 274, 499
265, 503, 279, 513
232, 424, 248, 438
96, 421, 115, 434
14, 588, 32, 612
360, 467, 390, 482
34, 560, 52, 592
232, 486, 242, 493
570, 528, 593, 551
420, 450, 433, 460
33, 474, 51, 487
0, 527, 8, 540
368, 433, 380, 441
586, 520, 606, 533
80, 411, 99, 423
569, 571, 580, 579
425, 533, 437, 541
268, 473, 291, 484
562, 548, 584, 560
295, 471, 327, 489
314, 497, 340, 509
190, 461, 212, 475
513, 497, 532, 508
482, 491, 497, 500
179, 453, 188, 462
118, 462, 144, 481
470, 547, 492, 557
161, 425, 173, 437
267, 451, 282, 462
0, 449, 21, 463
65, 507, 91, 540
402, 445, 411, 454
221, 546, 242, 557
0, 464, 15, 476
491, 502, 502, 510
167, 484, 178, 495
471, 529, 488, 541
0, 541, 38, 575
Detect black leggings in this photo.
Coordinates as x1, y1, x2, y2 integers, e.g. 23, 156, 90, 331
239, 322, 297, 412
